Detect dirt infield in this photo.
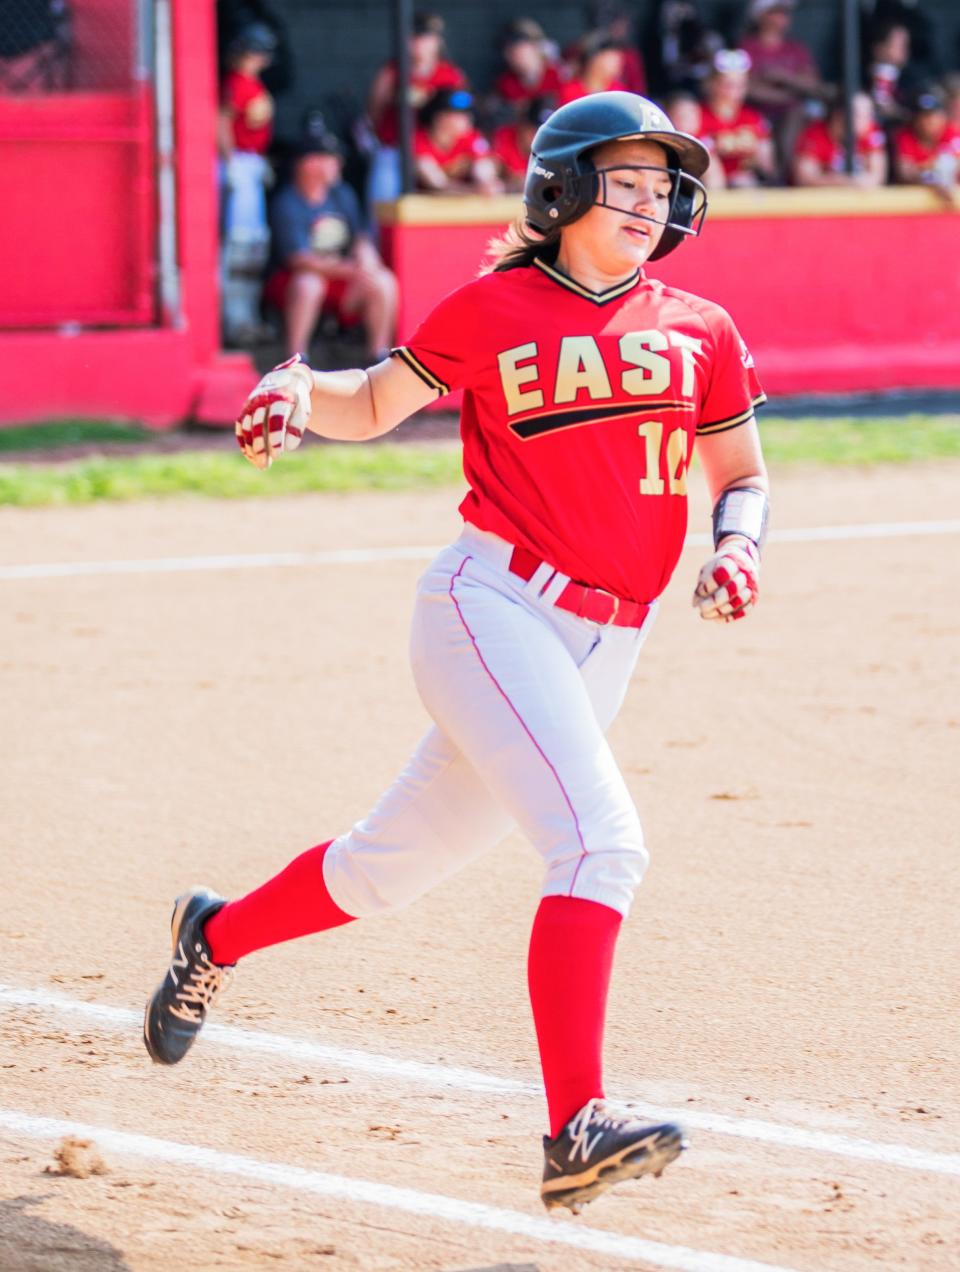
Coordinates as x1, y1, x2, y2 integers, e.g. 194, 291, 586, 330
2, 461, 959, 1271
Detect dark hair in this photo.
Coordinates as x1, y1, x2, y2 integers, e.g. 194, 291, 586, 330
413, 11, 445, 37
419, 87, 473, 130
501, 17, 546, 49
485, 215, 561, 273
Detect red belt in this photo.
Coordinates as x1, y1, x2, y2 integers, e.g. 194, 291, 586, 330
508, 546, 650, 629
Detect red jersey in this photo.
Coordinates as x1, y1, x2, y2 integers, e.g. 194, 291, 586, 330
619, 47, 647, 97
894, 124, 960, 180
698, 105, 770, 180
222, 70, 274, 154
492, 123, 529, 176
394, 261, 764, 603
414, 128, 491, 179
794, 120, 885, 176
375, 60, 466, 145
494, 64, 564, 105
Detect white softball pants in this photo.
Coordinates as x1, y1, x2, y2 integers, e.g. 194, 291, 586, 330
323, 525, 657, 919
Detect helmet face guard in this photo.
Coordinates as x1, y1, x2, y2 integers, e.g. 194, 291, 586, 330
523, 92, 712, 261
581, 162, 708, 260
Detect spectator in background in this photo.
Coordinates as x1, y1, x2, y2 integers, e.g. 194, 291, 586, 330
366, 12, 467, 205
864, 19, 914, 125
642, 0, 723, 99
266, 135, 398, 362
792, 93, 887, 188
0, 0, 69, 93
699, 49, 775, 187
663, 91, 727, 189
493, 18, 565, 114
219, 22, 278, 345
944, 74, 960, 131
415, 88, 503, 195
893, 87, 960, 191
739, 0, 828, 175
218, 0, 293, 100
558, 31, 627, 105
492, 97, 552, 192
220, 22, 276, 161
587, 3, 647, 96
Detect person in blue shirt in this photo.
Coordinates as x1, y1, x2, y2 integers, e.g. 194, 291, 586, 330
266, 134, 398, 361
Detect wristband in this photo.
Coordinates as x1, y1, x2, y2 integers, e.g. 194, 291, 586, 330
712, 486, 769, 551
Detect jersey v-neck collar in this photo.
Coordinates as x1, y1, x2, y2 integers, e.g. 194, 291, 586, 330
533, 257, 641, 305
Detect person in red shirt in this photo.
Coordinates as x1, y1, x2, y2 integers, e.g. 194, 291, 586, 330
492, 17, 565, 113
739, 0, 825, 122
557, 31, 627, 105
699, 48, 775, 186
366, 12, 468, 204
663, 91, 727, 189
588, 3, 647, 96
793, 93, 887, 188
218, 23, 278, 345
414, 88, 503, 194
492, 97, 551, 192
739, 0, 828, 174
220, 24, 276, 159
894, 89, 960, 190
148, 92, 769, 1218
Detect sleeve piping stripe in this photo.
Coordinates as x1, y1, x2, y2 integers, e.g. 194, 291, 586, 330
696, 394, 765, 435
697, 414, 754, 437
390, 347, 449, 396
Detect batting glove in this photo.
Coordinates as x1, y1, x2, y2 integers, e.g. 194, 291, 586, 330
692, 537, 761, 623
235, 354, 314, 470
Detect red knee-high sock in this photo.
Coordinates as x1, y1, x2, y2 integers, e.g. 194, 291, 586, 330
527, 895, 623, 1139
204, 841, 354, 966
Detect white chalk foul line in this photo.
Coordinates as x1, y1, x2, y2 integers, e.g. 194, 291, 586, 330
2, 519, 959, 581
0, 1108, 797, 1272
2, 984, 959, 1180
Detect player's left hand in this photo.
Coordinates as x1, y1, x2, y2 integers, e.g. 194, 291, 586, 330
692, 537, 760, 623
235, 354, 314, 470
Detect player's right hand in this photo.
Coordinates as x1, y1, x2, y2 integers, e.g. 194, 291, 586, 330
235, 354, 314, 470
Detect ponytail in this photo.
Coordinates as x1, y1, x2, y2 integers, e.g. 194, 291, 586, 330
483, 214, 562, 274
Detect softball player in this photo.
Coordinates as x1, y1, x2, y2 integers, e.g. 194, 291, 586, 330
144, 92, 769, 1215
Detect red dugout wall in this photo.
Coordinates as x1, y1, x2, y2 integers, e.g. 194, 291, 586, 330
0, 0, 253, 428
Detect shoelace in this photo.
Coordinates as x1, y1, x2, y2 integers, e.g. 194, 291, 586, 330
169, 946, 232, 1024
566, 1099, 642, 1164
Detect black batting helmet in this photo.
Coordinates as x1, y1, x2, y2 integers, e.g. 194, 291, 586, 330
524, 92, 710, 261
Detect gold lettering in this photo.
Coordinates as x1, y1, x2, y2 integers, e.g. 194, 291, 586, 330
498, 343, 544, 416
553, 336, 613, 405
668, 332, 703, 398
619, 330, 671, 396
638, 420, 665, 495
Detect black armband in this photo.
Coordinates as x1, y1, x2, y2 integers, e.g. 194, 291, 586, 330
713, 486, 769, 551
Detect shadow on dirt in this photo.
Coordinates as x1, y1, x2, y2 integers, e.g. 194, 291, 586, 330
0, 1195, 131, 1271
448, 1265, 540, 1272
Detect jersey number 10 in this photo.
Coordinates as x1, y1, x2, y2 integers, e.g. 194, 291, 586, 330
638, 420, 689, 496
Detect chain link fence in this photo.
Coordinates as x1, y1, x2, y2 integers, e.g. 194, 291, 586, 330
0, 0, 141, 94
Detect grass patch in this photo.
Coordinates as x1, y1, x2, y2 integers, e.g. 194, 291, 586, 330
758, 414, 960, 464
0, 442, 464, 507
0, 415, 957, 507
0, 419, 151, 453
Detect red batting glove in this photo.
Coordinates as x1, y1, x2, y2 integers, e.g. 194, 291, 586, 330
235, 354, 314, 470
692, 537, 761, 623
